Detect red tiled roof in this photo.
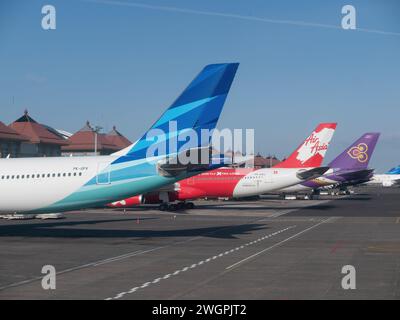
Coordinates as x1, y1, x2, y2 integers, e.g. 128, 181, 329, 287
254, 155, 281, 167
0, 121, 29, 141
106, 126, 132, 149
9, 112, 69, 146
62, 122, 120, 152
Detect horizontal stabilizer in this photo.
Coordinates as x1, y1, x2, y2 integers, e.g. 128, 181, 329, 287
296, 166, 329, 181
336, 168, 374, 180
156, 146, 230, 176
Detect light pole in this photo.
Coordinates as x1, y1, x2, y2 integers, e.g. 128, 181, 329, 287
94, 125, 103, 156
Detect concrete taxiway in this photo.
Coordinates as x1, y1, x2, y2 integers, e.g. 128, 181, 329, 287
0, 187, 399, 300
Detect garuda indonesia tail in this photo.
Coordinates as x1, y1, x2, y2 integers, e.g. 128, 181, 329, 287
116, 63, 239, 163
1, 63, 239, 214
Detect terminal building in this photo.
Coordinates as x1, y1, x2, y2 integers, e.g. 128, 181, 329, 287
1, 112, 278, 165
254, 153, 281, 168
222, 150, 281, 168
0, 112, 132, 158
0, 121, 28, 158
9, 111, 70, 157
61, 121, 132, 156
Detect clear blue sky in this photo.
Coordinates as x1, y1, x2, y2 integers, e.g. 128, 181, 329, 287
1, 0, 399, 172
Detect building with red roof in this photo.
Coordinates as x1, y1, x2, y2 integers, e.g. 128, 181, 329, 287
8, 110, 69, 157
106, 126, 132, 150
62, 121, 128, 156
0, 121, 29, 158
254, 153, 281, 169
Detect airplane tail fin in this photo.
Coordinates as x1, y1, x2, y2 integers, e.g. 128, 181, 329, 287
386, 165, 400, 174
117, 63, 239, 162
274, 123, 337, 168
328, 133, 380, 170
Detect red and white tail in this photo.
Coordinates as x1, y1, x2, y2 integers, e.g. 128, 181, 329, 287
274, 123, 337, 168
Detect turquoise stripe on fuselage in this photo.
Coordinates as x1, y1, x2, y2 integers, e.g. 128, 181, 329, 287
33, 170, 180, 214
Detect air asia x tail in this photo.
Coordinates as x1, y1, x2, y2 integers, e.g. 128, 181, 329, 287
280, 132, 380, 195
0, 63, 239, 214
109, 123, 337, 210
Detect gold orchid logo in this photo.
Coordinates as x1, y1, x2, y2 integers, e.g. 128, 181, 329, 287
347, 143, 368, 163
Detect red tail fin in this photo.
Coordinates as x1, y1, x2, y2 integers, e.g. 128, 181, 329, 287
274, 123, 337, 168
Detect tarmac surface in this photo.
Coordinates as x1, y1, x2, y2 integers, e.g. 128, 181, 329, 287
0, 186, 399, 300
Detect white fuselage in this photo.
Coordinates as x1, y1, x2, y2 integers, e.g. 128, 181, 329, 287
0, 157, 99, 212
0, 155, 178, 214
277, 168, 337, 193
366, 174, 400, 187
232, 168, 316, 197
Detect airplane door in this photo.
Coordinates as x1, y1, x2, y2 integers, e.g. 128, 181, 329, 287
96, 162, 111, 185
263, 172, 273, 184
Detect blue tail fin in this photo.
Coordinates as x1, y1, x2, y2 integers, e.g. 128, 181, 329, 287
119, 63, 239, 162
386, 166, 400, 174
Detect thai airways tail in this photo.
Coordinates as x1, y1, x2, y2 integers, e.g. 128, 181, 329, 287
274, 123, 337, 168
328, 132, 380, 170
114, 63, 239, 163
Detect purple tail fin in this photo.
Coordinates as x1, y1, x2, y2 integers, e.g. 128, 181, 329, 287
328, 133, 380, 169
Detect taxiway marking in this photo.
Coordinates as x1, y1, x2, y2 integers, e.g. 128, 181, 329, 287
0, 246, 166, 292
226, 217, 334, 270
105, 225, 296, 300
0, 216, 284, 292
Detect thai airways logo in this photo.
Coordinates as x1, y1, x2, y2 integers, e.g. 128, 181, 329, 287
347, 143, 368, 163
295, 128, 334, 164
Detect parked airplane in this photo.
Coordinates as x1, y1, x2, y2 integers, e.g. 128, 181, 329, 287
279, 132, 380, 197
109, 123, 337, 210
366, 165, 400, 187
0, 63, 239, 214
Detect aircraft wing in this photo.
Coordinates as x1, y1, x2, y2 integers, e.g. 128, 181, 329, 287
296, 167, 330, 180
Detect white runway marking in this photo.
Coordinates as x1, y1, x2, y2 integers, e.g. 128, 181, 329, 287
105, 225, 296, 300
0, 246, 166, 292
226, 217, 334, 270
0, 220, 254, 292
